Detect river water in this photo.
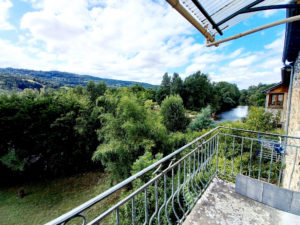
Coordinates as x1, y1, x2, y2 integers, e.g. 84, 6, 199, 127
216, 105, 249, 122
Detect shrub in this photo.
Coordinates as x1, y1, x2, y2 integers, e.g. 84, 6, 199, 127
246, 107, 279, 131
160, 95, 190, 132
189, 105, 214, 131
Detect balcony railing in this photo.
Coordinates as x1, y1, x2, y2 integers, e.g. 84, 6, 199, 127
45, 126, 300, 225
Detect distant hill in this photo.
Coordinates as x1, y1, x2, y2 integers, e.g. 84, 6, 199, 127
0, 68, 156, 93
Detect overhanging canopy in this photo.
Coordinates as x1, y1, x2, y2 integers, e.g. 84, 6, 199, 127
166, 0, 300, 46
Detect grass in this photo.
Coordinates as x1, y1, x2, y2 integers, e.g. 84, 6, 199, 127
0, 172, 121, 225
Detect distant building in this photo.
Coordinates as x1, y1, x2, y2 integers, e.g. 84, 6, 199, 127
263, 67, 291, 128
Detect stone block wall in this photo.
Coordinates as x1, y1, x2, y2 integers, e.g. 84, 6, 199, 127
236, 174, 300, 215
284, 52, 300, 192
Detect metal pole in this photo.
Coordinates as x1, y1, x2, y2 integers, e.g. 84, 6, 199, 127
284, 64, 294, 136
207, 15, 300, 47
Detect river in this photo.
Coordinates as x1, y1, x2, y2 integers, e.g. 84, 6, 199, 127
216, 105, 249, 122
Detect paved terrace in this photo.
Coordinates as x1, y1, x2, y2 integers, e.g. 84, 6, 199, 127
183, 178, 300, 225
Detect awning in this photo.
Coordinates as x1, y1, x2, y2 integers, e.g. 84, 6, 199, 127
166, 0, 300, 46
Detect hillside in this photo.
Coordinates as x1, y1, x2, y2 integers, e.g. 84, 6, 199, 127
0, 68, 156, 93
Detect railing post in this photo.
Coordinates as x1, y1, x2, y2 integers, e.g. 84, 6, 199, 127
216, 128, 220, 173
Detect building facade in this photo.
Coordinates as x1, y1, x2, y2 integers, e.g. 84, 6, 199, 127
264, 82, 289, 127
284, 52, 300, 191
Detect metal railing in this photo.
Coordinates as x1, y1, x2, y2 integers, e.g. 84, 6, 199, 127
45, 126, 300, 225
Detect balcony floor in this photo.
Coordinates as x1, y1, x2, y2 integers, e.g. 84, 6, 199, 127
183, 178, 300, 225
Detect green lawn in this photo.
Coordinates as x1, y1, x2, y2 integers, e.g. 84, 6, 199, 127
0, 172, 120, 225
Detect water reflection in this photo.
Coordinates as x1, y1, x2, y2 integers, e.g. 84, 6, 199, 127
216, 106, 249, 122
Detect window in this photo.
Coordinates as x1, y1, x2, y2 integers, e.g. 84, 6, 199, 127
269, 93, 284, 107
277, 94, 283, 106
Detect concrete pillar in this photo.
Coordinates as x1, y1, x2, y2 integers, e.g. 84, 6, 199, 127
283, 52, 300, 191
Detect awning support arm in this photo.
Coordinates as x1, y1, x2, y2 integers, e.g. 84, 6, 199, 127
244, 4, 300, 14
207, 15, 300, 47
217, 2, 300, 27
191, 0, 223, 35
216, 0, 264, 26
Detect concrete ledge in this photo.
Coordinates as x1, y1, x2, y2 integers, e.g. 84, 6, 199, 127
235, 174, 300, 216
262, 182, 293, 212
247, 176, 263, 202
291, 191, 300, 215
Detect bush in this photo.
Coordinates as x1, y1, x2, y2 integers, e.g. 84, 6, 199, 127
0, 88, 101, 182
189, 105, 214, 131
160, 95, 190, 132
246, 107, 279, 131
93, 91, 169, 181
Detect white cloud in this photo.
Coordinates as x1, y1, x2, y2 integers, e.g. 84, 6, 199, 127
262, 10, 277, 18
206, 36, 285, 89
264, 36, 284, 53
0, 0, 286, 89
0, 0, 14, 30
228, 55, 258, 67
17, 0, 204, 84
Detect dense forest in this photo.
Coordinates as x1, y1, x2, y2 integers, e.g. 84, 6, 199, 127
0, 70, 274, 184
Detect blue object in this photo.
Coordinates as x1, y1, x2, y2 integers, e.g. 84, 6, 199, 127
257, 135, 284, 156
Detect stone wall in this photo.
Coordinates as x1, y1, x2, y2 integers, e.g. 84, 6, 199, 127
284, 52, 300, 192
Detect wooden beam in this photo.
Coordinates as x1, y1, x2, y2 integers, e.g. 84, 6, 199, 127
166, 0, 215, 43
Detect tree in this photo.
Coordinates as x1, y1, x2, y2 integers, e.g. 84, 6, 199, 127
93, 91, 169, 181
242, 83, 275, 107
86, 81, 107, 102
160, 95, 190, 132
0, 88, 101, 182
239, 89, 249, 105
171, 73, 183, 96
213, 82, 240, 112
182, 71, 213, 110
161, 73, 171, 88
189, 105, 214, 131
156, 73, 171, 104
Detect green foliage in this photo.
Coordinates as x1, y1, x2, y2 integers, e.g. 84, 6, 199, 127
86, 81, 107, 102
93, 90, 169, 181
160, 95, 190, 132
246, 107, 279, 131
189, 105, 214, 131
240, 83, 276, 107
0, 68, 156, 90
131, 151, 163, 183
213, 81, 240, 112
239, 89, 249, 105
182, 71, 213, 110
155, 73, 171, 104
0, 87, 101, 181
0, 172, 119, 225
155, 71, 240, 113
0, 151, 25, 171
170, 73, 183, 96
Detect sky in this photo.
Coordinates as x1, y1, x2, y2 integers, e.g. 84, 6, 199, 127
0, 0, 289, 89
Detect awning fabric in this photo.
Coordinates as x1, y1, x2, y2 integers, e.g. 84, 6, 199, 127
179, 0, 284, 36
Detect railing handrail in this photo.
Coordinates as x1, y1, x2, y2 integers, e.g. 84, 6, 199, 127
45, 126, 300, 225
218, 126, 300, 140
45, 127, 219, 225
